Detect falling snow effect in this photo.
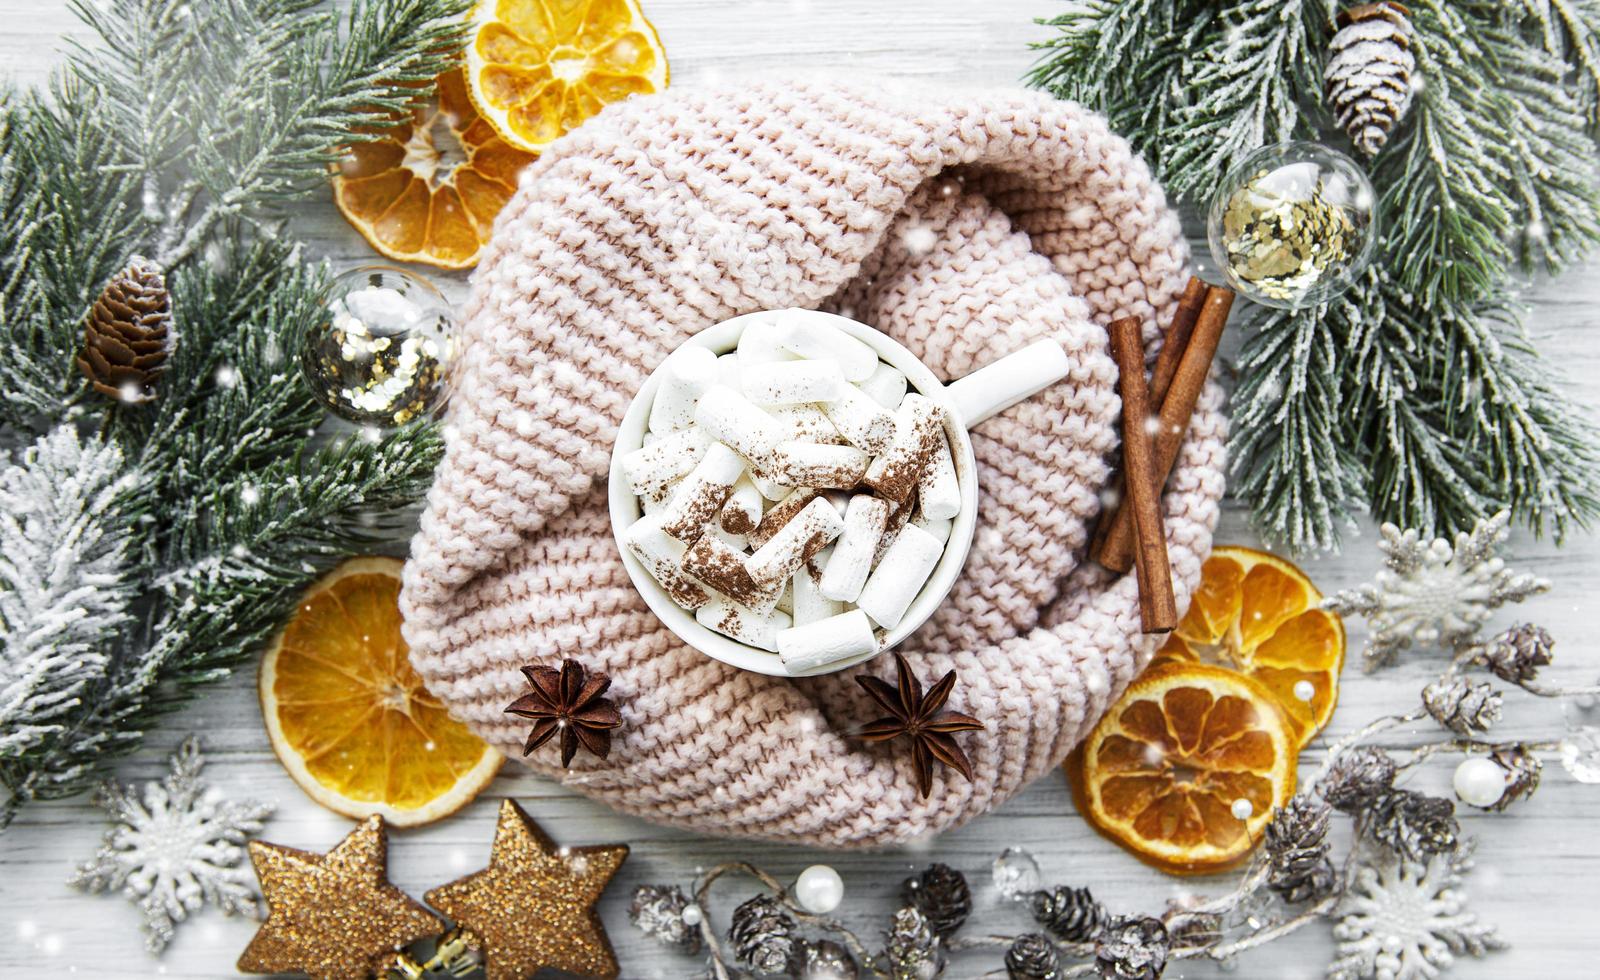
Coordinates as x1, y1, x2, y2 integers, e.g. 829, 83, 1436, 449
69, 738, 273, 952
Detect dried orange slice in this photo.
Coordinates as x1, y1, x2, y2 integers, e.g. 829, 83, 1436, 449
464, 0, 669, 153
261, 557, 502, 826
332, 68, 536, 269
1152, 546, 1345, 747
1069, 663, 1297, 874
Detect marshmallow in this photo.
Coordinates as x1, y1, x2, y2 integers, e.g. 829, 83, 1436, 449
778, 609, 878, 675
742, 360, 845, 406
873, 499, 915, 566
659, 442, 746, 544
708, 523, 749, 552
775, 579, 794, 616
749, 488, 820, 550
696, 596, 791, 652
648, 345, 719, 434
749, 469, 794, 501
745, 497, 845, 588
770, 441, 871, 489
911, 513, 953, 544
716, 351, 743, 389
719, 476, 765, 535
775, 309, 879, 381
858, 362, 908, 409
945, 338, 1073, 427
791, 560, 843, 626
695, 385, 785, 466
770, 403, 843, 444
623, 514, 709, 610
621, 428, 710, 502
821, 383, 896, 453
819, 495, 891, 603
736, 319, 794, 366
857, 523, 943, 629
861, 394, 943, 504
682, 531, 783, 612
917, 428, 961, 520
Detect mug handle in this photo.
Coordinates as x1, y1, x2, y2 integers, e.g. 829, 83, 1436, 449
943, 339, 1074, 428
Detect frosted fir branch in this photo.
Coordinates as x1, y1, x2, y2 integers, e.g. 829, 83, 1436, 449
1163, 0, 1332, 196
0, 427, 143, 790
1514, 0, 1600, 137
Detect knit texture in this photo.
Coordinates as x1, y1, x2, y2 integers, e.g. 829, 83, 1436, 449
401, 81, 1227, 849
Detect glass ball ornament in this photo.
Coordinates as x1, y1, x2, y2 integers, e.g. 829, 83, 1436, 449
300, 265, 455, 426
1207, 141, 1378, 309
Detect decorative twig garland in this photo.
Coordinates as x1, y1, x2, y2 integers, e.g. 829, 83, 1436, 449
627, 513, 1597, 980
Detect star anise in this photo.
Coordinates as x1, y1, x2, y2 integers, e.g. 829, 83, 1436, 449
505, 659, 623, 767
856, 652, 984, 798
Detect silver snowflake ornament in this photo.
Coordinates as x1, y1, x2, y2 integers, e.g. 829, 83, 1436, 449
1324, 511, 1547, 671
1328, 842, 1504, 980
69, 737, 273, 952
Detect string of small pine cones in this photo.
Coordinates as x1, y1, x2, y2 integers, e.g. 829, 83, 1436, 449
626, 512, 1600, 980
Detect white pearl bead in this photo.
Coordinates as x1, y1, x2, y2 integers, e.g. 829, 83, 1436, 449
1292, 680, 1316, 702
794, 864, 845, 914
1230, 798, 1254, 820
1453, 756, 1507, 808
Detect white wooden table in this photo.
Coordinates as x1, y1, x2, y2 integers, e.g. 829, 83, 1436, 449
5, 3, 1600, 977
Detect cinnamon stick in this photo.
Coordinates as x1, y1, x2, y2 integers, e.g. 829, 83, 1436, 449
1096, 286, 1235, 575
1108, 316, 1177, 634
1090, 277, 1208, 559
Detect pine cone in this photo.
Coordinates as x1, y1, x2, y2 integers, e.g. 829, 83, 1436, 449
628, 884, 702, 955
1488, 744, 1543, 812
729, 895, 802, 977
1483, 623, 1554, 685
1030, 886, 1105, 942
1367, 789, 1459, 861
902, 863, 972, 939
884, 906, 944, 980
1005, 933, 1061, 980
1324, 1, 1415, 155
1264, 795, 1337, 903
1166, 912, 1222, 953
77, 256, 175, 404
1321, 746, 1398, 812
1423, 677, 1503, 736
799, 939, 859, 980
1094, 917, 1168, 980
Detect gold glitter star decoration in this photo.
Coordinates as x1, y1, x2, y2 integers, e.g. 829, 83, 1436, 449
237, 815, 442, 980
426, 799, 630, 980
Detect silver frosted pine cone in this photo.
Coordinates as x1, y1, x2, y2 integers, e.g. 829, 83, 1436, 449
729, 895, 803, 977
799, 939, 859, 980
1423, 677, 1503, 736
1005, 933, 1061, 980
627, 884, 703, 955
1263, 795, 1337, 903
1367, 790, 1459, 861
1483, 623, 1554, 685
1030, 885, 1105, 942
1321, 746, 1398, 812
1323, 1, 1415, 155
1487, 744, 1543, 812
884, 906, 944, 980
1095, 917, 1168, 980
902, 863, 972, 939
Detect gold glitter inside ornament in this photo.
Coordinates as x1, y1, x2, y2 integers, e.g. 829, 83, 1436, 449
301, 265, 455, 425
1207, 141, 1377, 309
425, 799, 629, 980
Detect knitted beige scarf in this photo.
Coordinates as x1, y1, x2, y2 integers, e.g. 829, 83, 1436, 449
400, 81, 1226, 849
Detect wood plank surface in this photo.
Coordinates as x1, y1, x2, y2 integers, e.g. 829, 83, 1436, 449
4, 2, 1600, 977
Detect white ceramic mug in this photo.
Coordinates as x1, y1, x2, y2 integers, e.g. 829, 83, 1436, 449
608, 310, 1073, 676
